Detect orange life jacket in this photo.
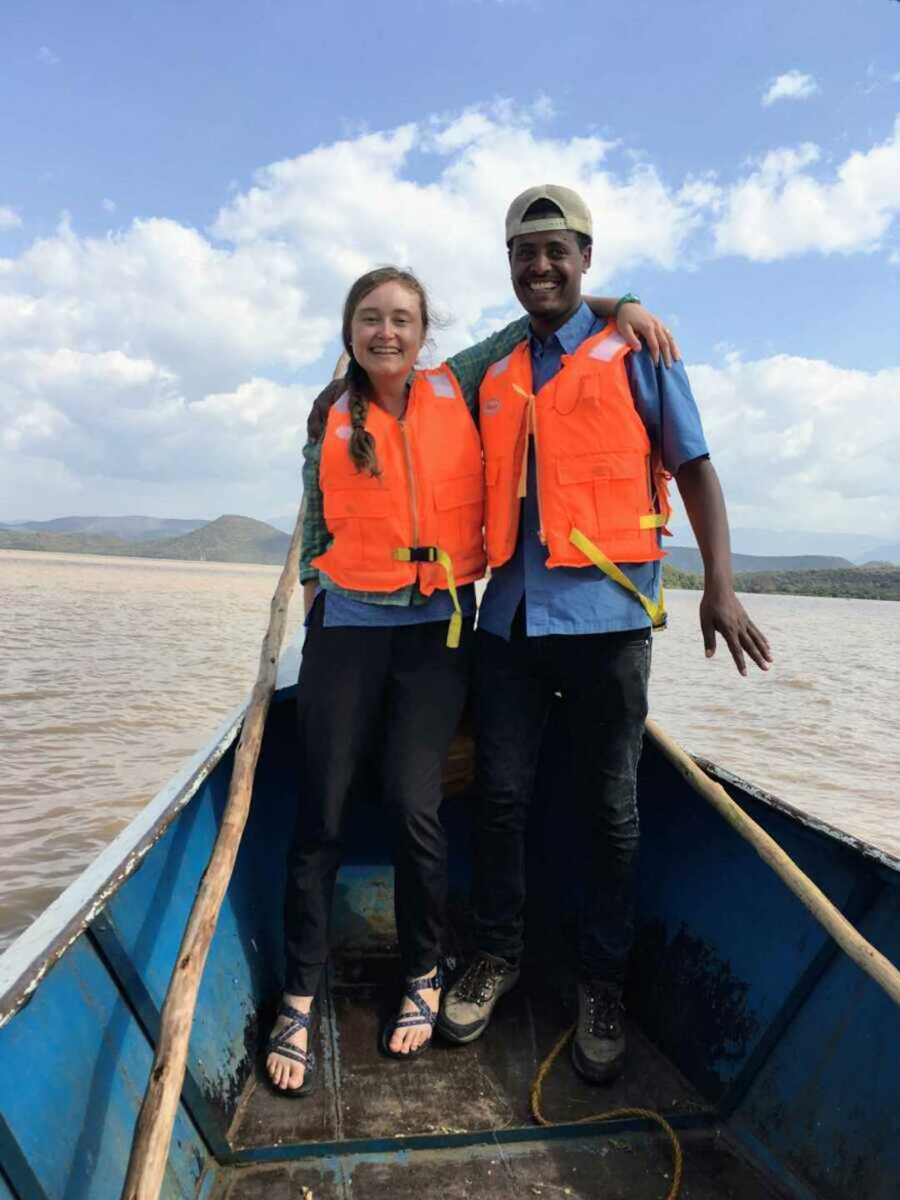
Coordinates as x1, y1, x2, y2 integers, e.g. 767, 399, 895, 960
478, 322, 672, 626
312, 366, 486, 645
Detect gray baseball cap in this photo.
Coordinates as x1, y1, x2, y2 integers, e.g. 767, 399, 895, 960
505, 184, 593, 244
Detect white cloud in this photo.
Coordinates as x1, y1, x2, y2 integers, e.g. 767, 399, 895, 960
102, 198, 117, 214
1, 100, 719, 520
212, 99, 715, 357
2, 97, 898, 537
859, 64, 900, 96
0, 206, 22, 230
714, 117, 900, 259
762, 70, 819, 108
0, 345, 312, 486
690, 354, 900, 539
37, 46, 60, 66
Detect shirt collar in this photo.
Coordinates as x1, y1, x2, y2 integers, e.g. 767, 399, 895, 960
528, 300, 599, 357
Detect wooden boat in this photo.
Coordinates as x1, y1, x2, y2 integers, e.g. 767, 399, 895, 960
1, 637, 898, 1200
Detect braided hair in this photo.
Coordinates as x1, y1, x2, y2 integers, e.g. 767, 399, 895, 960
340, 267, 431, 476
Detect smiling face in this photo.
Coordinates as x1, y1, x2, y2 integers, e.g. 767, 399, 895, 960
349, 280, 425, 384
508, 228, 592, 338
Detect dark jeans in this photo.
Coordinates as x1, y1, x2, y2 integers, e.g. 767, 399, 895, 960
284, 596, 473, 996
472, 605, 650, 983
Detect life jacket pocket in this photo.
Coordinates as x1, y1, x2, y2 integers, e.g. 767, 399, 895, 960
555, 452, 638, 485
553, 387, 579, 416
434, 473, 484, 510
323, 487, 393, 522
433, 473, 485, 570
323, 486, 394, 567
555, 452, 647, 547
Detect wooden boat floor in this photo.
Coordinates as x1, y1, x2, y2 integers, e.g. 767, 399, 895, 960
214, 1130, 778, 1199
221, 948, 783, 1198
230, 951, 708, 1149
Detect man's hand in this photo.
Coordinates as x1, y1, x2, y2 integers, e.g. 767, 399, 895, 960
617, 303, 680, 368
699, 584, 773, 676
675, 456, 773, 677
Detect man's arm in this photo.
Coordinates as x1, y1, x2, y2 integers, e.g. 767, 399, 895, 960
299, 437, 329, 615
445, 316, 530, 414
675, 457, 773, 676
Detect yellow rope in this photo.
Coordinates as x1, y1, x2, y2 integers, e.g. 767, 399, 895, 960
529, 1024, 683, 1200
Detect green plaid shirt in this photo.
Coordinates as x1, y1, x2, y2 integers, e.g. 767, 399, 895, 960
300, 316, 530, 600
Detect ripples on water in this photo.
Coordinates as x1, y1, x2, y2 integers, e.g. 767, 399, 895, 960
0, 550, 897, 951
0, 551, 302, 950
650, 589, 898, 857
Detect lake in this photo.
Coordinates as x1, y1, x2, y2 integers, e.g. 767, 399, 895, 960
1, 549, 897, 951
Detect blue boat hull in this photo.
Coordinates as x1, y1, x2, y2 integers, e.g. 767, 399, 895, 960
1, 652, 897, 1199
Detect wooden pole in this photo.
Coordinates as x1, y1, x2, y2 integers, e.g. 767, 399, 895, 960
644, 718, 900, 1010
120, 512, 304, 1199
121, 357, 347, 1200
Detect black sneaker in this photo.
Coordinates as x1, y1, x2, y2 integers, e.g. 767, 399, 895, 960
571, 980, 626, 1084
436, 953, 520, 1045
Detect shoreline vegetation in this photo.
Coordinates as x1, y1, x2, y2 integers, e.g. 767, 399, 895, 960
662, 563, 900, 602
2, 515, 899, 601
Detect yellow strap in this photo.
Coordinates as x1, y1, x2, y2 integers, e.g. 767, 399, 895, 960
512, 383, 534, 500
393, 546, 462, 649
639, 511, 671, 530
569, 527, 667, 628
435, 548, 463, 649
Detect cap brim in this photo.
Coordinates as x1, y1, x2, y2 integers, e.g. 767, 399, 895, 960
506, 216, 591, 242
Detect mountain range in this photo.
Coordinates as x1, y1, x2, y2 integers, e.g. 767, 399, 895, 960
0, 515, 289, 565
1, 513, 898, 570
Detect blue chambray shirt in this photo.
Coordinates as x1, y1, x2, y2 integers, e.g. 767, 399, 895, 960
322, 584, 475, 628
477, 302, 709, 641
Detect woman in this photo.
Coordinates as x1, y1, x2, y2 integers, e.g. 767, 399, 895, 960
266, 267, 675, 1094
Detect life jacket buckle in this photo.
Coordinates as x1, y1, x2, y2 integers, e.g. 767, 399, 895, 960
405, 546, 438, 563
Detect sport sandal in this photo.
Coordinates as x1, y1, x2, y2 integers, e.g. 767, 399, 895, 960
380, 963, 445, 1060
266, 1000, 317, 1097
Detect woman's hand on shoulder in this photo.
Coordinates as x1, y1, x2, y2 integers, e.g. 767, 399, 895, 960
617, 303, 680, 368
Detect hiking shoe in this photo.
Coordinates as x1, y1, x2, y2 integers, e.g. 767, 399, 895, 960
571, 980, 626, 1084
437, 953, 520, 1045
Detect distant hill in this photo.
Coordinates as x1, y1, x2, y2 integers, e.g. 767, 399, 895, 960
859, 543, 900, 566
138, 515, 290, 564
726, 527, 884, 560
0, 529, 135, 555
4, 515, 896, 585
664, 563, 900, 601
0, 515, 289, 565
3, 515, 209, 542
265, 514, 297, 535
666, 545, 852, 575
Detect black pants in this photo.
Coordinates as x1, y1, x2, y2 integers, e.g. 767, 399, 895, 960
472, 606, 650, 983
284, 597, 473, 996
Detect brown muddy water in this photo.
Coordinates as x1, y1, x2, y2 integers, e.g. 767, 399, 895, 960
1, 549, 897, 951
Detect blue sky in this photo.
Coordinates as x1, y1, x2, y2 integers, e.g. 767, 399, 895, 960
2, 0, 899, 549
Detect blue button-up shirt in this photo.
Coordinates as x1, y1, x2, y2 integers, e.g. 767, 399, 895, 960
477, 302, 709, 640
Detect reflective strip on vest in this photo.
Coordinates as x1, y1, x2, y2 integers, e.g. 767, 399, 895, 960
569, 527, 667, 628
588, 332, 629, 362
488, 353, 512, 379
427, 371, 457, 399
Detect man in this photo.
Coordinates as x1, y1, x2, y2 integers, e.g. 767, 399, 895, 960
436, 185, 772, 1083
